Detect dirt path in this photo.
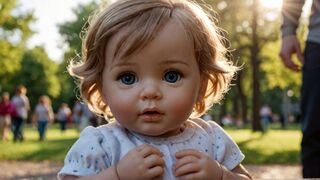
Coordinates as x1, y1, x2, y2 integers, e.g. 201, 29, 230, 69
0, 161, 302, 179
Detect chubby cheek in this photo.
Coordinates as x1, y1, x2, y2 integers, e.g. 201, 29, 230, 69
166, 91, 197, 120
104, 90, 136, 121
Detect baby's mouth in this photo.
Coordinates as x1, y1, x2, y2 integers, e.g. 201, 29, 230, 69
141, 107, 163, 114
140, 108, 164, 122
143, 111, 161, 115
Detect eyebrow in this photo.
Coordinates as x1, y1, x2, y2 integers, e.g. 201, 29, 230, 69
161, 59, 190, 67
109, 59, 190, 70
109, 61, 136, 71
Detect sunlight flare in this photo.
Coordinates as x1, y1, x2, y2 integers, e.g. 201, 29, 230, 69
260, 0, 283, 9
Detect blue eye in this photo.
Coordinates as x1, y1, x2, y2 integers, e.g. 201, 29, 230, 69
163, 71, 182, 83
118, 73, 137, 85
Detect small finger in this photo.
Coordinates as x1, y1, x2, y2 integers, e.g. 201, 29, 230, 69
294, 42, 304, 63
285, 59, 300, 71
137, 144, 163, 157
297, 53, 304, 65
144, 154, 165, 168
174, 162, 200, 177
176, 172, 201, 180
174, 155, 198, 170
147, 166, 164, 178
136, 144, 154, 151
280, 53, 300, 71
292, 42, 303, 71
175, 149, 202, 159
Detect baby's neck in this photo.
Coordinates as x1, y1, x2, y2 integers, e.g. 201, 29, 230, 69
136, 122, 187, 138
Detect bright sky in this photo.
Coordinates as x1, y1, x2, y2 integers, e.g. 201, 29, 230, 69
19, 0, 98, 62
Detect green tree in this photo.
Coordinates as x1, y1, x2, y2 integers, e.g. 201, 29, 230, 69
0, 0, 34, 91
200, 0, 265, 129
57, 1, 100, 106
11, 47, 60, 109
200, 0, 301, 131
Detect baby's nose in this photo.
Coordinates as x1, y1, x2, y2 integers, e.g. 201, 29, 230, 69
140, 82, 162, 100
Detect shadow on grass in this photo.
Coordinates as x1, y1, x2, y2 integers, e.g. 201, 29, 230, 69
238, 136, 300, 164
225, 123, 301, 131
21, 138, 77, 162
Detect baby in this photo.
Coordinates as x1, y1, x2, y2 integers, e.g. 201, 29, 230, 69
58, 0, 251, 179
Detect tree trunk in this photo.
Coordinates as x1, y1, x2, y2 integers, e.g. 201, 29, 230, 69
232, 95, 239, 118
251, 0, 263, 131
235, 71, 248, 124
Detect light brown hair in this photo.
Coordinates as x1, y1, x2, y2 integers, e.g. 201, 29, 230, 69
15, 85, 27, 95
69, 0, 238, 118
39, 95, 51, 105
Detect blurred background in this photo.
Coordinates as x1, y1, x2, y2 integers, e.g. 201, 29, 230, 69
0, 0, 310, 179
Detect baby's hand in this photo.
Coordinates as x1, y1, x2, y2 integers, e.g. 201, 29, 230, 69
116, 144, 165, 180
174, 149, 222, 180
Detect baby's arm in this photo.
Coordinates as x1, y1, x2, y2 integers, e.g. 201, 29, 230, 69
174, 149, 251, 179
227, 164, 251, 179
62, 144, 165, 180
62, 166, 118, 180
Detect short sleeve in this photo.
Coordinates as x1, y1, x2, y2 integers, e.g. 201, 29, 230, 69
57, 126, 111, 179
208, 121, 245, 170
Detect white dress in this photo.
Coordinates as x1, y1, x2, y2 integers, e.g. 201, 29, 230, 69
58, 118, 244, 179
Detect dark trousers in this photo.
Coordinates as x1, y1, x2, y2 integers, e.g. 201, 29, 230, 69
301, 41, 320, 178
12, 116, 24, 142
38, 121, 48, 141
59, 121, 67, 131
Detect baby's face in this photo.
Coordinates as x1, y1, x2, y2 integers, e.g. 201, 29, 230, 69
102, 20, 201, 137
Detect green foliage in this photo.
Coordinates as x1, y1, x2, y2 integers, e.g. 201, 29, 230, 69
260, 41, 301, 95
11, 47, 60, 108
55, 2, 100, 108
56, 57, 78, 107
0, 0, 34, 89
197, 0, 302, 118
59, 2, 99, 55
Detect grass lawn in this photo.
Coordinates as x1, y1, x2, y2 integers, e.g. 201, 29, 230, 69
0, 123, 301, 164
227, 126, 301, 164
0, 124, 79, 162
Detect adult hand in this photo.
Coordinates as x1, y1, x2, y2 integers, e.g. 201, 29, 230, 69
279, 35, 304, 71
174, 149, 222, 180
116, 144, 165, 180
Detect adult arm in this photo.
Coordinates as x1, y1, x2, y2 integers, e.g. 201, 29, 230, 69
279, 0, 306, 71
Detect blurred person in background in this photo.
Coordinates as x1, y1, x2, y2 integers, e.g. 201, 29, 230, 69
72, 100, 82, 130
221, 113, 234, 127
57, 103, 71, 132
11, 85, 30, 142
78, 103, 94, 131
33, 95, 54, 141
259, 104, 272, 132
0, 92, 15, 141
